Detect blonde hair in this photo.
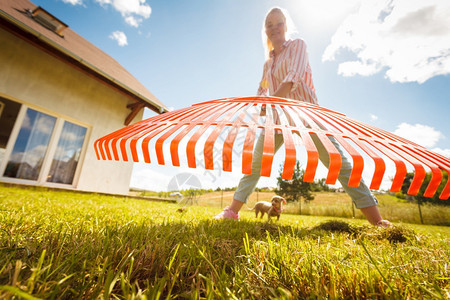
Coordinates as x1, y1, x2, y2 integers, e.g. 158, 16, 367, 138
262, 7, 297, 59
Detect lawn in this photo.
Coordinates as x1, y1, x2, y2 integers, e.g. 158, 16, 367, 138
0, 184, 449, 299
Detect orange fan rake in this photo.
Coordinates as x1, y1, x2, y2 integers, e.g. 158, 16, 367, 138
94, 96, 449, 200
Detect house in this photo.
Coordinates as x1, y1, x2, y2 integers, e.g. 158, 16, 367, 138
0, 0, 168, 195
169, 192, 184, 200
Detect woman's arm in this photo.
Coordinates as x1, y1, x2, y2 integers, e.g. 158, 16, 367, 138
257, 62, 270, 96
272, 81, 293, 98
279, 39, 308, 97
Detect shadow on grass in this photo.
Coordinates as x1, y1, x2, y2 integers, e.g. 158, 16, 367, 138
179, 218, 417, 247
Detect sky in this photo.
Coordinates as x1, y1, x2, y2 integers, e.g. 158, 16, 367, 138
31, 0, 450, 192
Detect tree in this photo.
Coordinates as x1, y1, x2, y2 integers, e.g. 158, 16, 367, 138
399, 171, 449, 206
311, 178, 331, 192
275, 161, 314, 205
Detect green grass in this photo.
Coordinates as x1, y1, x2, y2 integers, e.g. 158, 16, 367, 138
0, 185, 449, 299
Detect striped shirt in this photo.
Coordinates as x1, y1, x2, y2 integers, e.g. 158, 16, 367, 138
257, 39, 318, 105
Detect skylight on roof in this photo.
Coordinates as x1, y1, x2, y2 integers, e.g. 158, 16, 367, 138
30, 7, 68, 36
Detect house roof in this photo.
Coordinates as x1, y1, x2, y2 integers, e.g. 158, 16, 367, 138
0, 0, 169, 122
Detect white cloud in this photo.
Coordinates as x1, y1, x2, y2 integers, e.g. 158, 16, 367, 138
96, 0, 110, 5
22, 115, 55, 134
62, 0, 83, 5
125, 16, 141, 28
54, 146, 80, 162
322, 0, 450, 83
35, 117, 55, 135
95, 0, 151, 27
393, 122, 444, 148
370, 114, 378, 121
432, 147, 450, 158
60, 130, 83, 142
109, 31, 128, 46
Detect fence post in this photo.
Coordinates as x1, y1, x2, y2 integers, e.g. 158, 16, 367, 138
221, 190, 223, 209
352, 201, 355, 218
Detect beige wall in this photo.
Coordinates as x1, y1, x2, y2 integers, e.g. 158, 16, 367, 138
0, 27, 144, 195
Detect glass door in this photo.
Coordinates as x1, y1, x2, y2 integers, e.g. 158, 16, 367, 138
3, 108, 56, 180
47, 121, 87, 185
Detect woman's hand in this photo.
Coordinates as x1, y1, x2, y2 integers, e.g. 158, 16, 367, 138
260, 106, 266, 116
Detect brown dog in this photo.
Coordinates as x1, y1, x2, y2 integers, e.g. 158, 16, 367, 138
249, 196, 287, 221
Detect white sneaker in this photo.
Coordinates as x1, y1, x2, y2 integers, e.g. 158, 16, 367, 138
213, 206, 239, 220
377, 220, 392, 228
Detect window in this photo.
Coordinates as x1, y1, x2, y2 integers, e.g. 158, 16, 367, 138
47, 122, 87, 184
0, 98, 22, 166
2, 105, 88, 186
29, 7, 68, 36
3, 109, 56, 180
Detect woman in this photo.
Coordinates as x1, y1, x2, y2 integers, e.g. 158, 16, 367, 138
214, 7, 391, 227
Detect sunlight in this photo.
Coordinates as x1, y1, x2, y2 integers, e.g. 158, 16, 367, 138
289, 0, 361, 33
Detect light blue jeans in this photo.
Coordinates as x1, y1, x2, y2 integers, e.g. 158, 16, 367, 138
233, 132, 378, 209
